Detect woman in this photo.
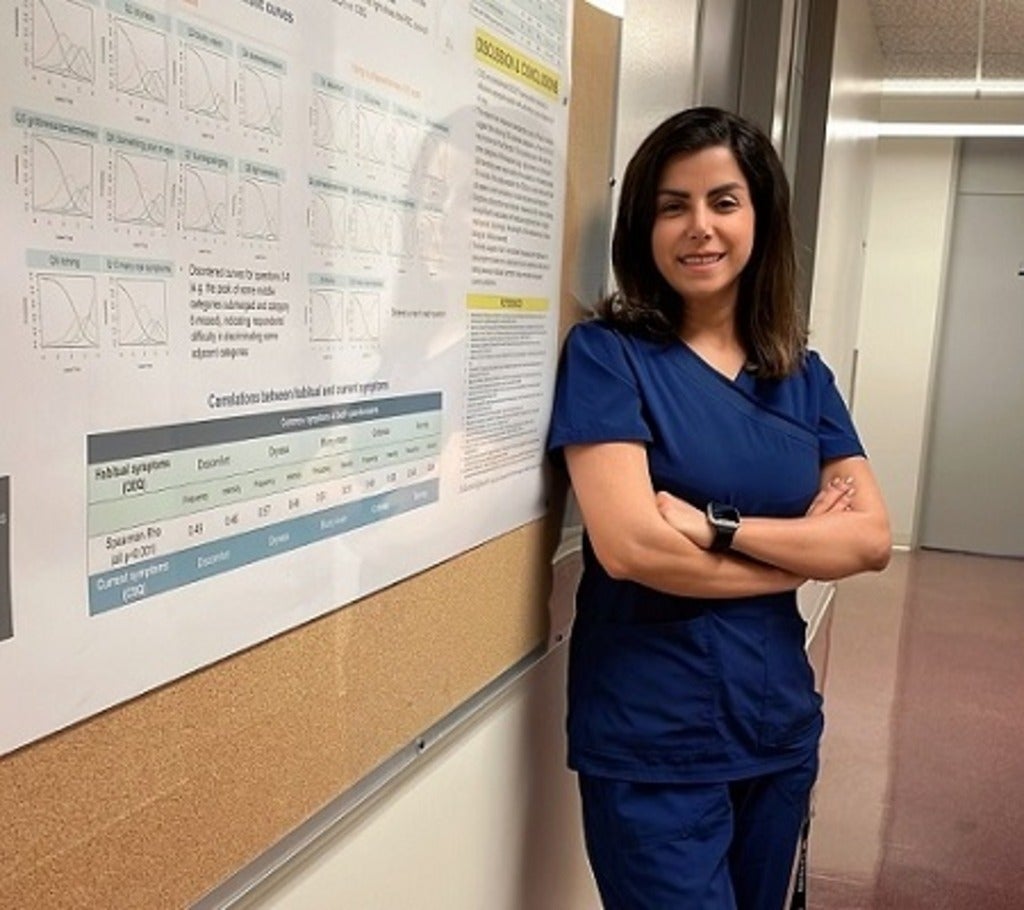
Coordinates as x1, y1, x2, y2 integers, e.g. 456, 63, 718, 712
546, 107, 891, 908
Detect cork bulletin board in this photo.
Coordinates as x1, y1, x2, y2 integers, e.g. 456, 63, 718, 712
0, 3, 620, 907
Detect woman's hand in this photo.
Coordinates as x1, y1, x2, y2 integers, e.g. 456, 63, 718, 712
707, 457, 890, 579
805, 475, 855, 516
655, 492, 714, 549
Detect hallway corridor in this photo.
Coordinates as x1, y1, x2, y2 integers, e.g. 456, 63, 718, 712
808, 550, 1024, 908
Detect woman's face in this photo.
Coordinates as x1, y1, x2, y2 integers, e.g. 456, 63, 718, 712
650, 145, 755, 313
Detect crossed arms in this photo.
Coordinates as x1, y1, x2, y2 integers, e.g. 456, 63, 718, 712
564, 442, 892, 600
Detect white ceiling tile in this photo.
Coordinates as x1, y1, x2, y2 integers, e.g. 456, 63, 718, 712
869, 0, 1024, 81
984, 0, 1024, 53
869, 0, 978, 30
983, 52, 1024, 78
884, 52, 979, 79
876, 25, 978, 55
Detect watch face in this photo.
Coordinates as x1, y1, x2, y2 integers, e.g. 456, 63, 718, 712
709, 503, 740, 528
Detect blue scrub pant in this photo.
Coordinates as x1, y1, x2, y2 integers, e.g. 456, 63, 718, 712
578, 753, 817, 910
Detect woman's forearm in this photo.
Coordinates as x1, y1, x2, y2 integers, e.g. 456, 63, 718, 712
602, 520, 807, 599
656, 456, 892, 582
732, 511, 891, 580
566, 442, 806, 599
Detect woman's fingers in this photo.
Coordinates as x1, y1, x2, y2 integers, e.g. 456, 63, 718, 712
655, 492, 707, 544
807, 477, 855, 515
655, 493, 712, 548
655, 491, 688, 527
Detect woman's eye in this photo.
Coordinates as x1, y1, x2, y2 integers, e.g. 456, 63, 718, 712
715, 197, 740, 211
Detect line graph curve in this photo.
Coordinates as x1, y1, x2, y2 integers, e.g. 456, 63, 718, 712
418, 211, 445, 261
312, 91, 349, 154
114, 278, 168, 346
182, 164, 228, 234
32, 134, 93, 218
354, 105, 388, 165
309, 288, 346, 342
240, 65, 283, 136
239, 177, 281, 241
350, 199, 388, 254
391, 119, 422, 173
421, 131, 450, 187
32, 0, 95, 82
183, 44, 230, 121
347, 291, 381, 344
37, 273, 99, 348
114, 151, 168, 227
389, 208, 418, 258
309, 190, 347, 250
114, 17, 168, 104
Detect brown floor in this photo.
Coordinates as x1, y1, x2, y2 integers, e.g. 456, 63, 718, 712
807, 549, 1024, 909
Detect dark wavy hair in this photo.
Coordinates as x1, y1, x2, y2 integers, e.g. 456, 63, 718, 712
599, 106, 806, 378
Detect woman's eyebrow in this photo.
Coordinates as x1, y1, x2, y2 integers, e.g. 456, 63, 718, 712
655, 182, 745, 198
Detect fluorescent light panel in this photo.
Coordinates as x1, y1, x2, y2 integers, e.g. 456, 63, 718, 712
877, 121, 1024, 137
883, 79, 1024, 96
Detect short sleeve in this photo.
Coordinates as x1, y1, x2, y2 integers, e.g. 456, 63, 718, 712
546, 321, 653, 460
809, 352, 866, 461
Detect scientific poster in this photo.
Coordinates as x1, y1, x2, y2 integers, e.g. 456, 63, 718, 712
0, 0, 570, 755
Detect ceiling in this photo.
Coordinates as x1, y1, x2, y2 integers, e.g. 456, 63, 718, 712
867, 0, 1024, 80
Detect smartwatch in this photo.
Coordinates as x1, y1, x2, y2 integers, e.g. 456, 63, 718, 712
706, 501, 741, 552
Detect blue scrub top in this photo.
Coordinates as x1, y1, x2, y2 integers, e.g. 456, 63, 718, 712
547, 320, 865, 783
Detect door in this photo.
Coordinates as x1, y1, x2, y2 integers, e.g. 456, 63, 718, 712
918, 141, 1024, 557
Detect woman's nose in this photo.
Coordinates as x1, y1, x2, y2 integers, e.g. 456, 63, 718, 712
687, 207, 711, 240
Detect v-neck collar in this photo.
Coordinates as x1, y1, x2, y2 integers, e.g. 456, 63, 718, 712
676, 338, 756, 392
666, 339, 819, 447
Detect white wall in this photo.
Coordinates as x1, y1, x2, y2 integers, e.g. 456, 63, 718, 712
611, 0, 700, 183
852, 138, 958, 547
807, 0, 882, 393
811, 4, 965, 549
238, 644, 600, 910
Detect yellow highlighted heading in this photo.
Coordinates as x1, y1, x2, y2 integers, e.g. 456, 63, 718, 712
467, 294, 549, 312
474, 28, 560, 100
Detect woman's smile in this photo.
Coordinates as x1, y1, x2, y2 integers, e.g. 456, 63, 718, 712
678, 252, 726, 267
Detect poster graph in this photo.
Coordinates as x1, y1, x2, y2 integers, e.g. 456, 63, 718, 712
183, 43, 230, 121
32, 134, 93, 218
113, 17, 169, 104
31, 0, 96, 83
113, 150, 168, 227
36, 272, 99, 349
240, 64, 283, 136
114, 278, 169, 347
182, 164, 228, 234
